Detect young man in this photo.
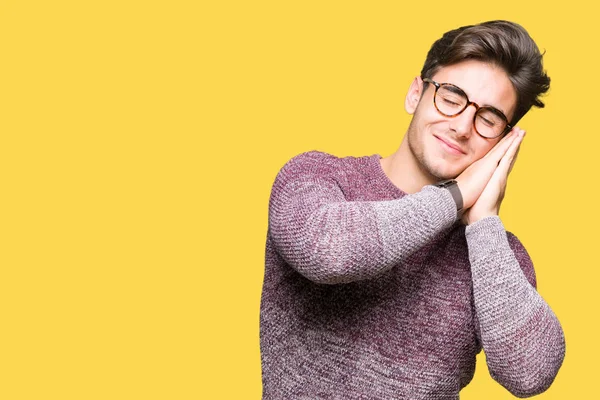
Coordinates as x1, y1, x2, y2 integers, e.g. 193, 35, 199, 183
260, 20, 565, 399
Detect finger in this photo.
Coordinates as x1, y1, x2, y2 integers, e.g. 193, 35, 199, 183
498, 129, 524, 175
486, 130, 523, 188
507, 145, 521, 175
484, 127, 519, 162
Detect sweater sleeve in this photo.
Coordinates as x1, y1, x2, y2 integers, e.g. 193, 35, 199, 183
466, 216, 565, 397
268, 151, 457, 284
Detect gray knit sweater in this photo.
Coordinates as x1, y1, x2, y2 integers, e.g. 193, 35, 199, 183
260, 151, 565, 399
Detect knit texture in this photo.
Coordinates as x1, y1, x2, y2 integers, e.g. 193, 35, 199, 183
260, 151, 565, 399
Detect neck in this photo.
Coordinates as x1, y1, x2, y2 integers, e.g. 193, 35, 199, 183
380, 136, 437, 194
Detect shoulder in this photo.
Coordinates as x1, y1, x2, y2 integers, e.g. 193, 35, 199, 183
281, 150, 376, 172
268, 151, 340, 198
275, 150, 353, 183
271, 150, 378, 196
506, 231, 538, 289
281, 150, 340, 172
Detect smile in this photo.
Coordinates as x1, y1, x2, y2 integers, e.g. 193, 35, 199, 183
434, 135, 465, 155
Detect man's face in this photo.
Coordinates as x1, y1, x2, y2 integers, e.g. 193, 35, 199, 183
404, 60, 518, 180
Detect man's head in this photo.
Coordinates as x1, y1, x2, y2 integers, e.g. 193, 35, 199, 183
420, 20, 550, 126
401, 20, 549, 181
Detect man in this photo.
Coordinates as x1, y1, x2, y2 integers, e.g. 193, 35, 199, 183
260, 20, 565, 399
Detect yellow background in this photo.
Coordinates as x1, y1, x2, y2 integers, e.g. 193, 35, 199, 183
1, 1, 596, 398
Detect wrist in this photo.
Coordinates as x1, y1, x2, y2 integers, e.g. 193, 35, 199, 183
434, 179, 463, 219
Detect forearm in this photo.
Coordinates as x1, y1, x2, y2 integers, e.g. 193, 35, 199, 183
466, 217, 565, 397
270, 181, 457, 284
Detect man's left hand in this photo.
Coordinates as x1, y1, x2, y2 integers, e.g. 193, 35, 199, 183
461, 128, 525, 225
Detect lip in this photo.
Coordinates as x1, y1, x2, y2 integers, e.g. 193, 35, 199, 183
434, 135, 465, 155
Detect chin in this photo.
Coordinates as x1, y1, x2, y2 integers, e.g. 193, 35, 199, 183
427, 163, 463, 181
433, 172, 459, 181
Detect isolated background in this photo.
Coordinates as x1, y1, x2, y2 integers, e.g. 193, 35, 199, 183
1, 1, 597, 398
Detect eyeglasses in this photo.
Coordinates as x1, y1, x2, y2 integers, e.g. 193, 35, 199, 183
422, 78, 512, 139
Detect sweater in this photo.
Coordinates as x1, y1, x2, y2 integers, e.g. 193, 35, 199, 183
260, 151, 565, 399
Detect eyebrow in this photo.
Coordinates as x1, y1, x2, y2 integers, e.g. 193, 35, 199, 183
444, 85, 466, 96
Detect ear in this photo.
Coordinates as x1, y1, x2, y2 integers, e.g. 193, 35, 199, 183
405, 76, 424, 115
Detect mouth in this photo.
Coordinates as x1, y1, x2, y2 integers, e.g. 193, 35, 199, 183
434, 135, 465, 155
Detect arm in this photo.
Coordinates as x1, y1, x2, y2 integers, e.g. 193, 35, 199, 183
467, 216, 565, 397
268, 151, 457, 284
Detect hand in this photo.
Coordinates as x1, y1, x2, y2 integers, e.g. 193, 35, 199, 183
461, 128, 525, 225
455, 127, 522, 210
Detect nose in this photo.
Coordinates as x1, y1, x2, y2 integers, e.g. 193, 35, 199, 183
449, 103, 477, 138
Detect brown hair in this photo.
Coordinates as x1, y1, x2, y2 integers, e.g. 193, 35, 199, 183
421, 20, 550, 125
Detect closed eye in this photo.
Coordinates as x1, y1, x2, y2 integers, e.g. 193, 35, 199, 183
478, 115, 496, 127
443, 98, 460, 106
